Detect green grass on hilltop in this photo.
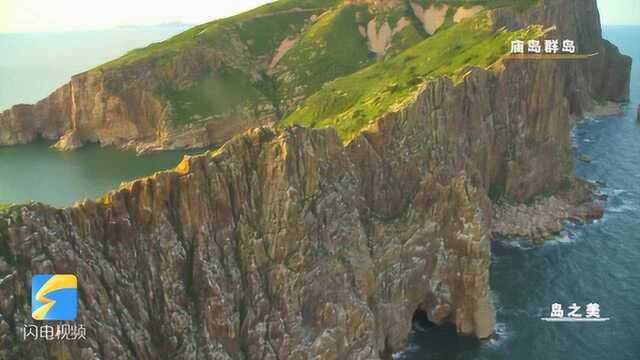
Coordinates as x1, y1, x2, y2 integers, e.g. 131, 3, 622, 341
98, 0, 338, 70
275, 4, 373, 100
162, 67, 265, 124
281, 14, 544, 141
0, 203, 12, 214
91, 0, 541, 130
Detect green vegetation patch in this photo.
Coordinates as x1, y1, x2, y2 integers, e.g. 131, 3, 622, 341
0, 203, 13, 214
413, 0, 538, 11
281, 14, 543, 142
386, 14, 428, 58
235, 12, 314, 58
161, 67, 265, 124
228, 0, 339, 20
275, 4, 373, 101
98, 0, 338, 70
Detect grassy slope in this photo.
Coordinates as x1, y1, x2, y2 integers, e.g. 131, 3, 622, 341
99, 0, 338, 70
163, 69, 266, 124
414, 0, 538, 11
281, 14, 543, 141
88, 0, 539, 128
275, 4, 374, 102
94, 1, 352, 125
97, 2, 336, 124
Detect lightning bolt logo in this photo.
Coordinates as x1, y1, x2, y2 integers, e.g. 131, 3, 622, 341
31, 274, 78, 321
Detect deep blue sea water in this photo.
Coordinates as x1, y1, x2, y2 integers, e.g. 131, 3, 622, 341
402, 26, 640, 360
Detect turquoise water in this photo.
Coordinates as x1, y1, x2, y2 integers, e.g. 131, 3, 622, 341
0, 25, 195, 207
0, 142, 195, 207
403, 26, 640, 360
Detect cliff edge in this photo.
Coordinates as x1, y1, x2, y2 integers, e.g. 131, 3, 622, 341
0, 0, 632, 359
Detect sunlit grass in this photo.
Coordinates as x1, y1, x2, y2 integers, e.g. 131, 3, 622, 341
281, 14, 543, 142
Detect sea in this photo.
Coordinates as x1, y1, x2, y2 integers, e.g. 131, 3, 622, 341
0, 21, 639, 360
402, 26, 640, 360
0, 24, 189, 111
0, 24, 194, 207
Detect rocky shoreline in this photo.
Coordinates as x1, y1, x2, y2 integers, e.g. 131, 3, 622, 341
493, 100, 628, 245
572, 100, 626, 121
492, 179, 606, 244
0, 0, 632, 359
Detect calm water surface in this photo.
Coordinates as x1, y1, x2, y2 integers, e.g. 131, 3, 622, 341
0, 25, 189, 111
0, 142, 196, 207
402, 26, 640, 360
0, 25, 193, 207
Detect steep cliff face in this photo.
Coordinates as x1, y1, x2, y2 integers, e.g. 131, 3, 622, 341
0, 36, 631, 360
0, 1, 322, 152
0, 124, 493, 359
0, 0, 583, 154
492, 0, 632, 112
0, 34, 279, 153
0, 0, 632, 359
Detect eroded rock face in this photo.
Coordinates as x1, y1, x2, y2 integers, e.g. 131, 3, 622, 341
0, 38, 277, 154
365, 17, 411, 58
0, 124, 494, 359
1, 0, 629, 155
410, 2, 448, 35
453, 6, 485, 23
491, 0, 632, 110
0, 0, 632, 359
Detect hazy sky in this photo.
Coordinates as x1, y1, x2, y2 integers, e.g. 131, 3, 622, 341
0, 0, 638, 33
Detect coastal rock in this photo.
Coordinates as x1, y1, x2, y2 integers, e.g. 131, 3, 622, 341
491, 0, 632, 115
0, 0, 632, 153
579, 154, 593, 163
0, 125, 495, 359
492, 196, 568, 244
53, 130, 84, 151
492, 179, 605, 243
0, 0, 632, 359
568, 201, 605, 224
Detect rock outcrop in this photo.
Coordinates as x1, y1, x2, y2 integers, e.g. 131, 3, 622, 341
453, 6, 485, 23
365, 17, 411, 58
1, 0, 628, 154
492, 179, 605, 244
0, 57, 277, 153
0, 0, 632, 359
410, 3, 448, 35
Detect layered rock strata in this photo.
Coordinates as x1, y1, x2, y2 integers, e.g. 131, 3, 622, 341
0, 0, 632, 359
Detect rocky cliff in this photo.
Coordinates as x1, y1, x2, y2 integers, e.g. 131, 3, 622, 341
0, 0, 587, 154
0, 0, 632, 359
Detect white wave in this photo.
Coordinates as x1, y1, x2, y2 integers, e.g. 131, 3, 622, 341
497, 238, 537, 250
607, 203, 638, 214
608, 189, 626, 196
483, 322, 511, 349
544, 232, 576, 246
